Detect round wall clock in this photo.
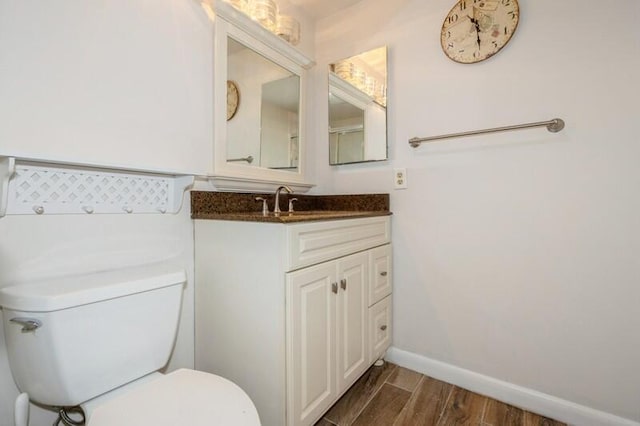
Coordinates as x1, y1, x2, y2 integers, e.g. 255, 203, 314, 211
227, 80, 240, 121
441, 0, 519, 64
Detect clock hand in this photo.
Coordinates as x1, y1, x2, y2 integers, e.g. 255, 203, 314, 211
469, 16, 482, 49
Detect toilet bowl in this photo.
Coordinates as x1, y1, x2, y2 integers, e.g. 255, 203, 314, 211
84, 369, 260, 426
0, 263, 260, 426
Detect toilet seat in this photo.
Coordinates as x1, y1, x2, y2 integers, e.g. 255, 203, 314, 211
87, 369, 261, 426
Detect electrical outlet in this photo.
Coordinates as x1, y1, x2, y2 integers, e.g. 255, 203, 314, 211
394, 168, 408, 189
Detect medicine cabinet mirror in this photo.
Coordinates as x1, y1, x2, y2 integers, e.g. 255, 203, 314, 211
208, 0, 314, 192
329, 46, 388, 165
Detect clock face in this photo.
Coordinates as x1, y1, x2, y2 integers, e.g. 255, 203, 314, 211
227, 80, 240, 121
441, 0, 519, 64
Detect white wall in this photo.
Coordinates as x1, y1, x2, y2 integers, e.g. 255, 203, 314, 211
315, 0, 640, 423
0, 1, 207, 424
0, 0, 213, 175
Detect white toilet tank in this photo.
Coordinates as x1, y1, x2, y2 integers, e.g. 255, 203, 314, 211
0, 263, 186, 408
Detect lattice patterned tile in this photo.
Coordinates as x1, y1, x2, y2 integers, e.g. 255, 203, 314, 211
3, 160, 192, 215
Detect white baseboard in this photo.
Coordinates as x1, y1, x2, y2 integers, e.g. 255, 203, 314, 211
386, 347, 639, 426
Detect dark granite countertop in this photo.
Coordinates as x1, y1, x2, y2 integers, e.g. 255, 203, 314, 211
191, 192, 390, 223
195, 209, 391, 223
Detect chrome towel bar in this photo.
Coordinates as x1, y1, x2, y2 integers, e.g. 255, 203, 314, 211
409, 118, 565, 147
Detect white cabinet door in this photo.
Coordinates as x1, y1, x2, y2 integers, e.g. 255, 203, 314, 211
286, 262, 337, 426
336, 252, 369, 393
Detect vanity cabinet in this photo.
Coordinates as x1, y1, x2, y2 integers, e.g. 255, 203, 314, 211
195, 216, 392, 426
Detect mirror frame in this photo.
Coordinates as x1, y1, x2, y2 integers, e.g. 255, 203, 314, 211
210, 0, 315, 192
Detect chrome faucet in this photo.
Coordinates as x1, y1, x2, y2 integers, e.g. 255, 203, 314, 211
274, 185, 293, 214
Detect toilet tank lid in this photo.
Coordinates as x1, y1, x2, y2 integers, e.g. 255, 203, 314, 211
0, 263, 186, 312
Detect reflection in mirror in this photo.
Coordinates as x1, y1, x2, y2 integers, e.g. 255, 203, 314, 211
329, 92, 364, 164
261, 76, 300, 169
227, 37, 300, 172
329, 46, 387, 165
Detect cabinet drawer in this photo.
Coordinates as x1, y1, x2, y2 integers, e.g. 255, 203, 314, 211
369, 244, 392, 306
286, 216, 391, 271
369, 295, 392, 363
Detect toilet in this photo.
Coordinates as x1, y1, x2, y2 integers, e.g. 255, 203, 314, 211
0, 263, 261, 426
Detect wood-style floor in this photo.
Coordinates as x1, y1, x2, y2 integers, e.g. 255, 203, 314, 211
314, 363, 565, 426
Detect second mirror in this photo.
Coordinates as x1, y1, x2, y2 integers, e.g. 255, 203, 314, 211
329, 46, 388, 165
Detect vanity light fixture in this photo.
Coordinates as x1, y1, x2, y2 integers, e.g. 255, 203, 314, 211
222, 0, 300, 45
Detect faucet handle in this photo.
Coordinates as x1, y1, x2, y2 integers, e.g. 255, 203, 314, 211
255, 197, 269, 216
288, 198, 298, 213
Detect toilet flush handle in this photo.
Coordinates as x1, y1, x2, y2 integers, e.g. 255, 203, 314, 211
10, 318, 42, 333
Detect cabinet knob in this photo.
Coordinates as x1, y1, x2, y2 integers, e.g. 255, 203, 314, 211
340, 279, 347, 290
380, 271, 388, 277
380, 325, 387, 331
332, 282, 338, 294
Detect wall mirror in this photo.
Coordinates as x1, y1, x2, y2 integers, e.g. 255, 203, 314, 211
227, 38, 300, 171
208, 0, 314, 192
328, 46, 388, 165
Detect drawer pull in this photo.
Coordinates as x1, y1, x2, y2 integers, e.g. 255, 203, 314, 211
380, 271, 388, 277
332, 282, 338, 294
340, 279, 347, 290
380, 325, 387, 331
